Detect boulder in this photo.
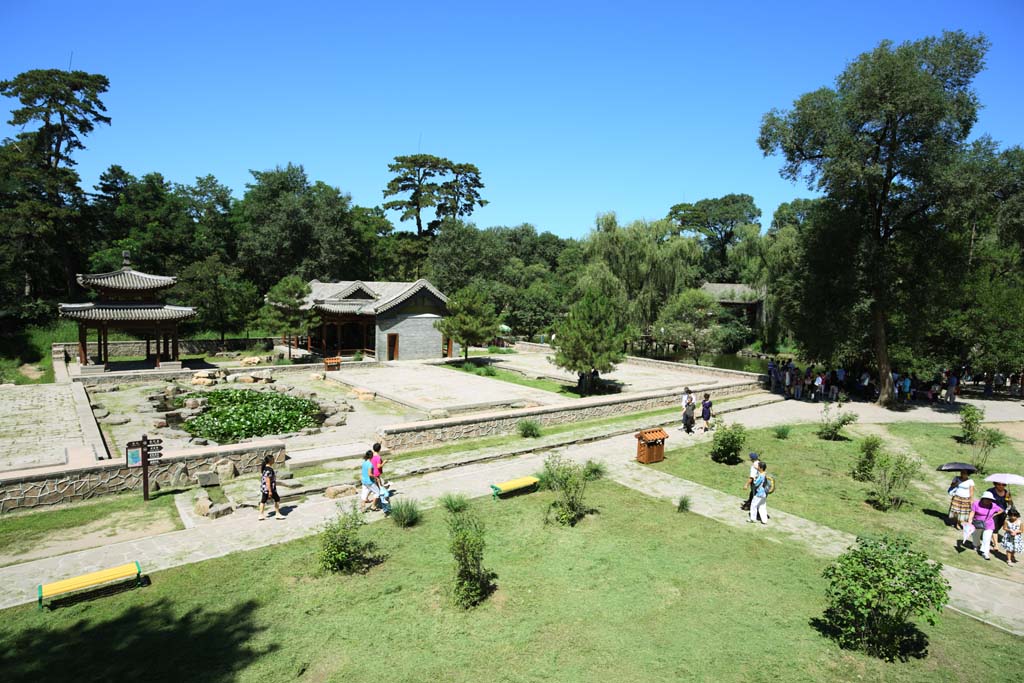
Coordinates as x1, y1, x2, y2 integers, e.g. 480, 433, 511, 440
236, 375, 256, 384
193, 490, 212, 516
90, 402, 105, 410
323, 412, 348, 427
152, 419, 168, 429
163, 384, 182, 396
252, 370, 274, 383
428, 409, 450, 420
224, 374, 239, 383
170, 463, 191, 487
277, 470, 294, 480
191, 377, 216, 386
92, 407, 110, 419
195, 471, 220, 487
309, 372, 325, 381
214, 459, 236, 482
207, 503, 233, 519
184, 397, 205, 409
240, 356, 262, 366
192, 370, 214, 379
324, 484, 357, 499
100, 415, 130, 425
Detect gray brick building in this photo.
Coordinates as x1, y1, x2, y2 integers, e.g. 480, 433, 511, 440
303, 279, 450, 360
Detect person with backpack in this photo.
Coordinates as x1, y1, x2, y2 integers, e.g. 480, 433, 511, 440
741, 452, 760, 512
748, 461, 770, 525
258, 454, 283, 521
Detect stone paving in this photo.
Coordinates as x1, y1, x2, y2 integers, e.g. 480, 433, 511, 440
0, 385, 87, 473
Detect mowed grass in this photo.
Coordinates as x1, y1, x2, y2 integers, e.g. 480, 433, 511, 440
0, 489, 182, 562
0, 482, 1013, 682
444, 360, 580, 396
652, 423, 1024, 580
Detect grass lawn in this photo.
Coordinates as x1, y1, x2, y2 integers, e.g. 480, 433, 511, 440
0, 489, 182, 562
652, 423, 1024, 581
444, 360, 580, 396
0, 481, 1013, 682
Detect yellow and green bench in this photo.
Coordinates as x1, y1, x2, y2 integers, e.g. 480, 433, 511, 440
38, 561, 143, 610
490, 476, 540, 501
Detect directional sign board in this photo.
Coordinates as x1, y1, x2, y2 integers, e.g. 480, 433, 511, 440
147, 439, 163, 445
127, 440, 144, 449
147, 445, 163, 452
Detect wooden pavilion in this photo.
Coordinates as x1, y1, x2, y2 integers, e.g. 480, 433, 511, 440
58, 252, 196, 370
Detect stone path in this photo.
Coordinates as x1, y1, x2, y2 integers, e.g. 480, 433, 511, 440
0, 384, 90, 474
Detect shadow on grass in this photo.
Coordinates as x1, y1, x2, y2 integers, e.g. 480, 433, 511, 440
922, 508, 952, 524
809, 613, 929, 662
0, 598, 274, 680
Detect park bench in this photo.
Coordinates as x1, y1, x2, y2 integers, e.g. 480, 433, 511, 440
38, 561, 143, 610
323, 356, 343, 371
490, 476, 540, 501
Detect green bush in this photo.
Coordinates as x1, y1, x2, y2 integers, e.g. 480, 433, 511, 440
583, 460, 606, 480
821, 536, 949, 661
959, 404, 984, 444
869, 452, 919, 511
709, 422, 747, 464
542, 454, 592, 526
517, 419, 542, 438
772, 424, 792, 440
677, 496, 691, 513
183, 389, 321, 443
353, 351, 364, 362
318, 506, 379, 574
389, 499, 422, 528
817, 402, 858, 441
447, 509, 496, 608
851, 435, 884, 482
970, 426, 1008, 475
477, 365, 497, 377
439, 493, 470, 514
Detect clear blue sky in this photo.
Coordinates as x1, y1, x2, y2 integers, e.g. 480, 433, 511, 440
2, 1, 1022, 239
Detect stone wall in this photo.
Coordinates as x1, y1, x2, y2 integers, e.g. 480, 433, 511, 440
378, 379, 760, 451
0, 441, 285, 513
72, 359, 373, 387
376, 313, 444, 360
53, 337, 278, 360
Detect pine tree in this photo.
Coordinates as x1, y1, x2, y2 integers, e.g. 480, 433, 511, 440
434, 283, 500, 359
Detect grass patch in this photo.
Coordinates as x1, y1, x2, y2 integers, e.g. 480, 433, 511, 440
652, 423, 1024, 580
0, 481, 1015, 681
443, 361, 581, 396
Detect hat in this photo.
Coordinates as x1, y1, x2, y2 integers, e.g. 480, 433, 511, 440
981, 491, 995, 500
749, 452, 759, 460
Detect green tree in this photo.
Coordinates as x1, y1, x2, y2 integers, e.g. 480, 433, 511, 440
257, 275, 316, 359
552, 284, 630, 395
668, 194, 761, 282
434, 283, 500, 359
174, 255, 259, 343
759, 32, 990, 405
382, 154, 487, 236
652, 289, 724, 364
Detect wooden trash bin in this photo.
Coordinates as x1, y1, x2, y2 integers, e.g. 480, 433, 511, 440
635, 428, 669, 464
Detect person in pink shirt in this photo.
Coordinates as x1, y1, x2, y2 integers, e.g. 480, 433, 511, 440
960, 491, 1004, 561
371, 442, 389, 489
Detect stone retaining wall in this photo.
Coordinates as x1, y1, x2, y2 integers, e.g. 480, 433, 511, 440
378, 379, 760, 451
52, 337, 278, 361
73, 360, 376, 386
0, 441, 285, 512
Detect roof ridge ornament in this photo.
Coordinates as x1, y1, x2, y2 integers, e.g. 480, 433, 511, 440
122, 250, 131, 270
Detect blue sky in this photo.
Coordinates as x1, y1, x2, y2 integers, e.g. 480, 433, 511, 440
2, 1, 1022, 239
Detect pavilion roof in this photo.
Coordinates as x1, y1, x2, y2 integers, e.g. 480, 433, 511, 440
76, 267, 177, 292
58, 303, 196, 322
699, 282, 764, 304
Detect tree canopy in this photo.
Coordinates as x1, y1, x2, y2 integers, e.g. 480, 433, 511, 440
383, 155, 487, 236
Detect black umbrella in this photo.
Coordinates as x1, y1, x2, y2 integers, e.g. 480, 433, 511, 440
937, 462, 977, 473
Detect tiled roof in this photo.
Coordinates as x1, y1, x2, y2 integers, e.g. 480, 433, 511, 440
58, 303, 196, 322
699, 282, 763, 303
306, 279, 448, 316
76, 268, 177, 291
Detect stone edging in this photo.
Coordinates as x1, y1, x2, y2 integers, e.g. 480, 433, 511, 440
71, 360, 378, 386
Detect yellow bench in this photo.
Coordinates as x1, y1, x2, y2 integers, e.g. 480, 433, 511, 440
491, 476, 540, 501
38, 561, 142, 609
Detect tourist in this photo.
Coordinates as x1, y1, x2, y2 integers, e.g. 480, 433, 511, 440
836, 366, 846, 394
747, 461, 769, 525
360, 450, 380, 513
960, 492, 1004, 560
258, 454, 283, 521
768, 359, 778, 393
741, 452, 760, 511
371, 442, 390, 489
700, 393, 714, 432
947, 470, 975, 531
987, 482, 1014, 552
783, 366, 792, 398
828, 370, 840, 401
680, 387, 696, 433
1000, 508, 1022, 565
947, 372, 958, 404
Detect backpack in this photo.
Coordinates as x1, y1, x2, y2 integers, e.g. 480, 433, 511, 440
763, 474, 775, 495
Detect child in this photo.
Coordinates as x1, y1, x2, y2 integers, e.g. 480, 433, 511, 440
359, 450, 380, 513
1001, 508, 1022, 565
700, 393, 713, 432
371, 442, 389, 489
258, 454, 283, 521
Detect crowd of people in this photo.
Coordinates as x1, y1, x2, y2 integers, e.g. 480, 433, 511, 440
948, 470, 1019, 564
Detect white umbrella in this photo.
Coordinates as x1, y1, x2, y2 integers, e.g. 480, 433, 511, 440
984, 473, 1024, 486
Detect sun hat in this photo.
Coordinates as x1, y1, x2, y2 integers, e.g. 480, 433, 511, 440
749, 452, 759, 460
981, 491, 995, 500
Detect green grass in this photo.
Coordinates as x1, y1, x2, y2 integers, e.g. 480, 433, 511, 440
444, 361, 581, 396
885, 422, 1024, 474
0, 489, 182, 559
652, 423, 1024, 580
0, 481, 1014, 681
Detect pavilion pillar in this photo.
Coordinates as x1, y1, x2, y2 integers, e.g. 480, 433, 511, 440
307, 329, 311, 352
146, 336, 150, 359
172, 327, 179, 361
95, 326, 102, 365
77, 324, 87, 365
164, 333, 171, 362
155, 327, 161, 368
101, 325, 109, 369
321, 322, 326, 356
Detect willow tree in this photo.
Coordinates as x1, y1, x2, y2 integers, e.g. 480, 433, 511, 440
758, 31, 989, 405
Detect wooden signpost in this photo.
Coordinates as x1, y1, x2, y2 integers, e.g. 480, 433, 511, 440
126, 435, 164, 501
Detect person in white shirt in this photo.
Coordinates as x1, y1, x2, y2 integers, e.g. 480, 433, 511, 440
748, 461, 769, 525
947, 470, 974, 531
679, 387, 696, 433
741, 452, 760, 511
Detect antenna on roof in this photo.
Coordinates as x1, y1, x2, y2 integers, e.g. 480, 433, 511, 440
122, 250, 131, 269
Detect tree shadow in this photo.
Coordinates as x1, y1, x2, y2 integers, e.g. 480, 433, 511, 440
921, 508, 951, 524
0, 598, 274, 681
809, 613, 929, 662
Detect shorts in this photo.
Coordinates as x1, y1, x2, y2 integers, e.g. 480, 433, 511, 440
261, 490, 280, 504
361, 483, 381, 502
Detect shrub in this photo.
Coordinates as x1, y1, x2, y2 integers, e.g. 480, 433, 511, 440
709, 422, 747, 464
447, 509, 496, 608
817, 402, 858, 441
389, 499, 422, 528
677, 496, 691, 513
970, 426, 1008, 475
772, 424, 792, 440
318, 506, 379, 574
517, 419, 542, 438
869, 452, 919, 511
820, 536, 949, 661
542, 454, 592, 526
461, 361, 476, 372
439, 493, 470, 514
353, 350, 364, 362
583, 459, 606, 480
477, 365, 497, 377
852, 435, 884, 482
959, 404, 984, 444
183, 388, 321, 443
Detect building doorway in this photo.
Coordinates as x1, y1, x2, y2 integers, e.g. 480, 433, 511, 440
387, 333, 399, 361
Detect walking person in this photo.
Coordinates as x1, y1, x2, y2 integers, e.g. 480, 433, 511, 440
258, 454, 283, 521
947, 372, 958, 404
700, 393, 714, 433
371, 442, 390, 489
987, 482, 1013, 553
747, 461, 769, 525
1000, 508, 1022, 565
947, 470, 975, 531
679, 387, 696, 433
960, 492, 1004, 560
360, 450, 381, 513
741, 452, 761, 512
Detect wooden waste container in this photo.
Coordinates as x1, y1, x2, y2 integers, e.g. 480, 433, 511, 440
635, 428, 669, 464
